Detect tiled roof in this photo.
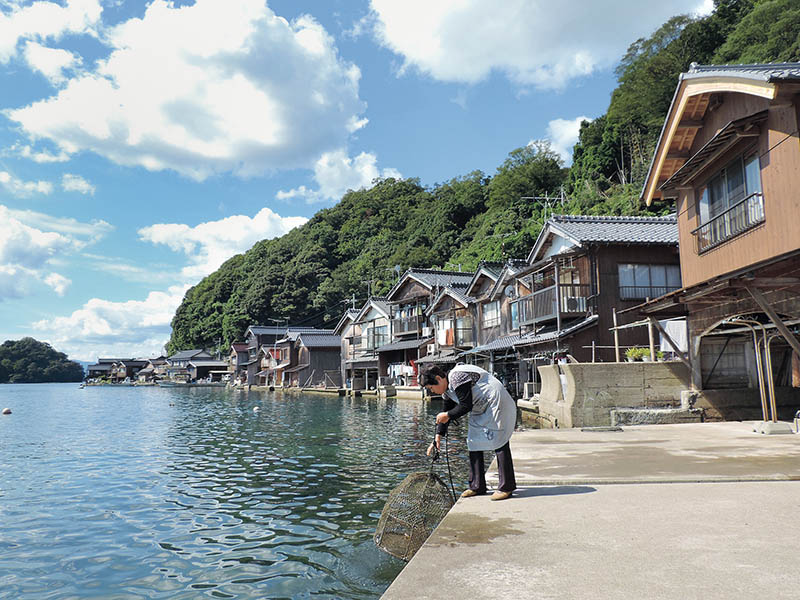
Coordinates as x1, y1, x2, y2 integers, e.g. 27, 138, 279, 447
168, 349, 208, 360
88, 363, 113, 371
376, 337, 433, 352
188, 360, 229, 368
682, 62, 800, 83
426, 285, 476, 315
298, 334, 341, 348
387, 269, 474, 300
549, 214, 678, 245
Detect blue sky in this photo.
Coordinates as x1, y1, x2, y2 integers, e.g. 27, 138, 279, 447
0, 0, 711, 361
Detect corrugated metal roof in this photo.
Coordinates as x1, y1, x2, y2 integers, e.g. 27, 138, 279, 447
682, 62, 800, 83
515, 315, 599, 347
549, 214, 678, 245
461, 334, 523, 354
376, 337, 433, 352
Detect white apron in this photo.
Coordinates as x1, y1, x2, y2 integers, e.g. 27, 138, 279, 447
444, 364, 516, 452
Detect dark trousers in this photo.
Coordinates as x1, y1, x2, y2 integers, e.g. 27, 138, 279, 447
468, 441, 516, 493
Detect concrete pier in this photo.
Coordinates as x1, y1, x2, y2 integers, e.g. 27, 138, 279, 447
381, 422, 800, 599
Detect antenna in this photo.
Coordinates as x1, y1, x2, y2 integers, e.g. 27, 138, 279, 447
504, 284, 517, 299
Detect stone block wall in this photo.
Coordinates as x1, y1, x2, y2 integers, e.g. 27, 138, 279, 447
535, 362, 690, 428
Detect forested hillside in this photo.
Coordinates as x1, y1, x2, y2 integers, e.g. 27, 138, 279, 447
0, 338, 85, 383
168, 0, 800, 353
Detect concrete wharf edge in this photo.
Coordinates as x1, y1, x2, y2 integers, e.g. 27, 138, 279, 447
380, 422, 800, 600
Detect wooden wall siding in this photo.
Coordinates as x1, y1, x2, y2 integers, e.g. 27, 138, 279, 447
595, 246, 682, 359
392, 280, 430, 303
676, 93, 800, 288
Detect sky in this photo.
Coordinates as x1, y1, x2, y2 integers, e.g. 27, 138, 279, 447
0, 0, 713, 362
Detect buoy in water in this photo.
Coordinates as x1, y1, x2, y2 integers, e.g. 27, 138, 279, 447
253, 406, 260, 412
2, 407, 11, 415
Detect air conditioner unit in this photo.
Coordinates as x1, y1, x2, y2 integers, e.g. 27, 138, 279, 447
427, 344, 436, 354
422, 326, 431, 336
565, 296, 587, 312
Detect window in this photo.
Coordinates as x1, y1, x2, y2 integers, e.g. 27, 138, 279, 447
482, 300, 500, 328
694, 153, 765, 252
698, 154, 762, 223
510, 301, 519, 330
618, 264, 681, 300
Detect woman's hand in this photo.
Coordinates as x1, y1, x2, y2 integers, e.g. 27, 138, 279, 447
435, 412, 450, 425
426, 434, 442, 456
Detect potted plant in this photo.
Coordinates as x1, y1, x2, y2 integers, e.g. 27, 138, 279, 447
625, 347, 649, 362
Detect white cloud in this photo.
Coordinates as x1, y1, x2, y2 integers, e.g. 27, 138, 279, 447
277, 149, 402, 203
23, 40, 80, 83
6, 0, 367, 180
62, 173, 95, 195
368, 0, 708, 89
5, 205, 112, 243
13, 143, 70, 163
138, 207, 308, 280
544, 116, 591, 165
32, 284, 190, 361
0, 0, 102, 63
0, 170, 53, 196
0, 204, 109, 300
43, 272, 70, 296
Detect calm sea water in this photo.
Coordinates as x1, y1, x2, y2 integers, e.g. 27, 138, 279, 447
0, 384, 472, 599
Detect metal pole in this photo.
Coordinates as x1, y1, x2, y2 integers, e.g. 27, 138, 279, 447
647, 318, 656, 361
613, 308, 620, 362
731, 319, 769, 422
765, 333, 781, 422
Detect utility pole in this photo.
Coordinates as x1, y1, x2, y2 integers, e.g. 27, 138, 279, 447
362, 278, 376, 298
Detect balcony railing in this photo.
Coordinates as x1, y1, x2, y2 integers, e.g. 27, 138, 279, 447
393, 315, 422, 335
619, 285, 681, 301
518, 283, 593, 325
692, 192, 765, 253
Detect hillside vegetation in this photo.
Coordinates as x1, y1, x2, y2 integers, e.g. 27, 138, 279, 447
168, 0, 800, 353
0, 338, 85, 383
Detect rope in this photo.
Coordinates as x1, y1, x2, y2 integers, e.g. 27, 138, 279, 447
428, 429, 456, 504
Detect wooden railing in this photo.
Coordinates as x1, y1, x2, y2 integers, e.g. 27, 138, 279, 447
692, 192, 765, 253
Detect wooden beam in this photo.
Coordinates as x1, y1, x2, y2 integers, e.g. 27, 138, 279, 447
731, 277, 800, 288
676, 120, 704, 128
649, 317, 692, 372
745, 285, 800, 357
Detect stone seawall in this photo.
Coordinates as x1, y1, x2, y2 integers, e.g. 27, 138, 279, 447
533, 361, 692, 428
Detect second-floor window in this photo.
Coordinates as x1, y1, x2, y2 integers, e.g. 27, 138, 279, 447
693, 153, 765, 253
618, 264, 681, 300
509, 301, 519, 330
482, 300, 500, 328
698, 154, 761, 223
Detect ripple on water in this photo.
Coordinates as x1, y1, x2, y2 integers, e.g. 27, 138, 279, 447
0, 384, 472, 599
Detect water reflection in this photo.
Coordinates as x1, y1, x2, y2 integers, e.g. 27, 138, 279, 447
0, 384, 471, 599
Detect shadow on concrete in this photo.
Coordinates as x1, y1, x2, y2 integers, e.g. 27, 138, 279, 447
515, 485, 596, 497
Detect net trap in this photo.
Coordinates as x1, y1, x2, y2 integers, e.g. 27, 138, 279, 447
374, 437, 456, 561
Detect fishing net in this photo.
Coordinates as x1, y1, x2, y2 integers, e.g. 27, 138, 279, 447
374, 470, 454, 561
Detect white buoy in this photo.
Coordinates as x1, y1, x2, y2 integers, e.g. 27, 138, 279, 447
2, 407, 11, 415
253, 406, 260, 412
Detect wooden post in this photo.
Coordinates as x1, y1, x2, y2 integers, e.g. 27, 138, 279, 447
648, 318, 656, 361
649, 317, 692, 372
613, 308, 620, 362
746, 285, 800, 356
